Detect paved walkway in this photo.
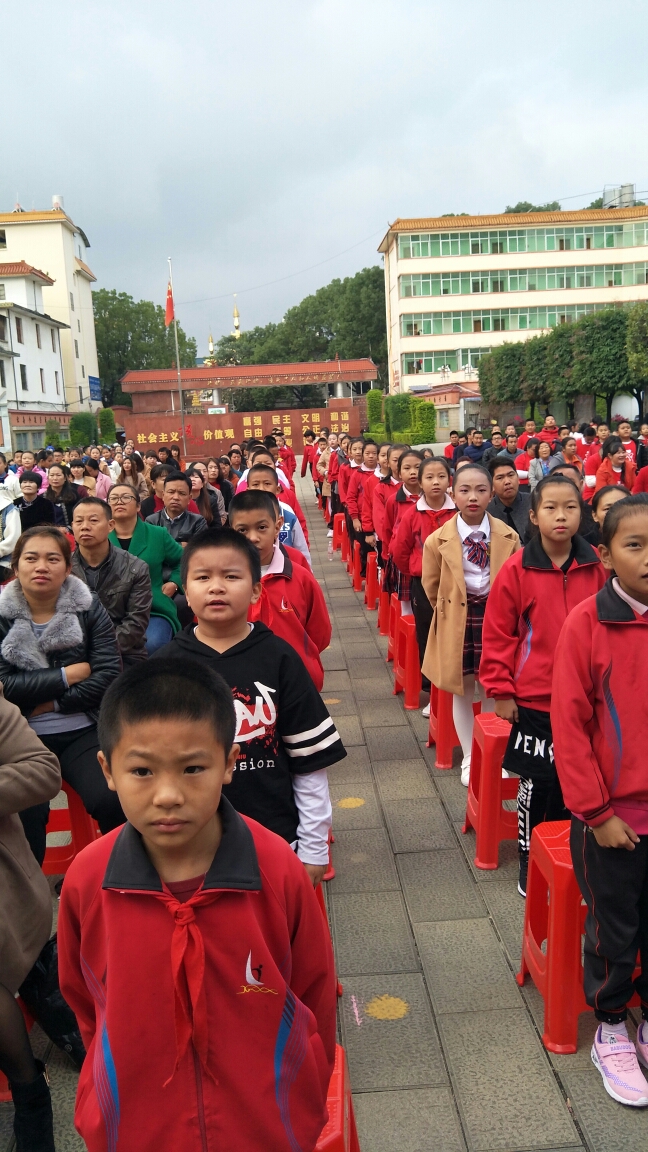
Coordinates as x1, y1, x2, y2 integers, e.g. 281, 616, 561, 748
1, 472, 645, 1151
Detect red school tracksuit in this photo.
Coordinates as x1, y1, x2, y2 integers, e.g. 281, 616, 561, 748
391, 493, 457, 666
551, 580, 648, 1020
278, 444, 296, 478
382, 486, 419, 599
58, 799, 337, 1152
372, 476, 401, 563
254, 543, 331, 690
300, 442, 315, 479
480, 535, 606, 863
346, 465, 381, 574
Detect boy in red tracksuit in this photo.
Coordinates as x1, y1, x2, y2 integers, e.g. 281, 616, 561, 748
392, 455, 455, 676
552, 494, 648, 1109
480, 474, 605, 896
346, 440, 379, 575
229, 491, 331, 689
276, 434, 296, 478
58, 657, 338, 1152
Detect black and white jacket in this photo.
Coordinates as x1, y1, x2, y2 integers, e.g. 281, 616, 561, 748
155, 622, 346, 862
0, 576, 121, 721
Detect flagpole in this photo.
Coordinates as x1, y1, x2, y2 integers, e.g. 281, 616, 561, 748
168, 257, 187, 459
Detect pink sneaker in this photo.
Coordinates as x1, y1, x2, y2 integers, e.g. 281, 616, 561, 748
637, 1021, 648, 1071
591, 1025, 648, 1106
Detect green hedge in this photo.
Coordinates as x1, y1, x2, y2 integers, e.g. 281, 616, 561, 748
69, 413, 97, 447
366, 389, 383, 431
380, 394, 436, 444
98, 408, 116, 443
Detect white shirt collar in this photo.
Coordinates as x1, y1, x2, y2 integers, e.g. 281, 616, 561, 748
457, 512, 490, 542
261, 541, 285, 578
416, 492, 455, 513
374, 466, 383, 477
612, 577, 648, 617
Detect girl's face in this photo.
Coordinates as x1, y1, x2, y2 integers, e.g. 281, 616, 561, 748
453, 469, 492, 522
399, 455, 421, 490
71, 464, 85, 480
641, 424, 648, 439
123, 458, 132, 473
22, 453, 35, 470
17, 535, 70, 598
593, 487, 628, 528
530, 483, 581, 545
388, 448, 402, 478
611, 445, 627, 468
539, 442, 551, 459
190, 472, 203, 493
599, 509, 648, 606
350, 441, 364, 464
328, 434, 338, 449
171, 447, 181, 459
378, 445, 390, 473
362, 444, 378, 470
421, 462, 450, 506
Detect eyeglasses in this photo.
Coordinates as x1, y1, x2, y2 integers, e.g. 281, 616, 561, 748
108, 494, 137, 506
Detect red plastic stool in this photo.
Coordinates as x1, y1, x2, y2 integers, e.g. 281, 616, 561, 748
386, 594, 401, 662
352, 541, 364, 593
0, 1000, 34, 1102
315, 882, 343, 998
462, 712, 515, 869
340, 519, 350, 564
377, 586, 390, 636
316, 1045, 361, 1151
332, 514, 345, 553
363, 551, 378, 610
393, 615, 422, 709
43, 781, 101, 877
516, 820, 640, 1053
426, 686, 467, 769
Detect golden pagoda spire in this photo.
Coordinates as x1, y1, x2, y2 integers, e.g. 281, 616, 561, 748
231, 294, 241, 339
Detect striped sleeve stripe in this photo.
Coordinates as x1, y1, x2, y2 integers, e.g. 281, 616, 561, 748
285, 731, 341, 758
283, 718, 334, 744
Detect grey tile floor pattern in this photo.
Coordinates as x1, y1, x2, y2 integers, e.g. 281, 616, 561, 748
0, 470, 645, 1151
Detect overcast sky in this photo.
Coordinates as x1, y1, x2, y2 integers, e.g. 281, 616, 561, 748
4, 0, 648, 354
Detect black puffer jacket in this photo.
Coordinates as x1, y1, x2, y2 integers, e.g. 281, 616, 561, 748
70, 543, 152, 661
0, 575, 121, 722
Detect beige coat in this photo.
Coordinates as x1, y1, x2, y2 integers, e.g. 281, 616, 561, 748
317, 447, 332, 497
0, 686, 61, 992
421, 513, 520, 695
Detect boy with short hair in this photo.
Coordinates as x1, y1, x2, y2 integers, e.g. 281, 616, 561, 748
247, 463, 312, 566
228, 491, 330, 688
155, 529, 344, 882
58, 658, 337, 1152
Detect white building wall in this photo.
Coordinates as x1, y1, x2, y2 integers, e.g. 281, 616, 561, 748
0, 211, 99, 412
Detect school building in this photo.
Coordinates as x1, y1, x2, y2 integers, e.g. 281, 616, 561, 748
379, 204, 648, 430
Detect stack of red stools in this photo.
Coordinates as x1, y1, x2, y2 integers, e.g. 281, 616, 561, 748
516, 820, 640, 1053
316, 1045, 361, 1151
386, 594, 401, 662
42, 780, 101, 876
332, 514, 346, 553
392, 615, 421, 709
463, 712, 516, 870
377, 586, 390, 636
351, 542, 364, 593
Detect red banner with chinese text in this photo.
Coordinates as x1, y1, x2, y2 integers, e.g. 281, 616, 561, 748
122, 405, 361, 456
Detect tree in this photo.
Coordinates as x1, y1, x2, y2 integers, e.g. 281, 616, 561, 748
69, 413, 97, 447
44, 419, 63, 449
214, 265, 388, 404
504, 201, 561, 214
522, 336, 551, 420
626, 301, 648, 419
93, 289, 198, 407
571, 309, 630, 423
98, 407, 116, 443
588, 197, 604, 209
546, 323, 578, 417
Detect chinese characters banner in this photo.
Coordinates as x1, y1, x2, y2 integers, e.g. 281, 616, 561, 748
122, 406, 361, 455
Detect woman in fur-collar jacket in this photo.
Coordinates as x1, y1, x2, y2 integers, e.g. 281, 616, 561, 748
0, 525, 124, 865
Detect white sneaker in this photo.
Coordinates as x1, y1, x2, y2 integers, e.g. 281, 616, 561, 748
461, 760, 470, 787
421, 703, 430, 718
327, 529, 334, 537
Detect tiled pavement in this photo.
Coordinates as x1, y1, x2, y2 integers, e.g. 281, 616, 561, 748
1, 473, 645, 1150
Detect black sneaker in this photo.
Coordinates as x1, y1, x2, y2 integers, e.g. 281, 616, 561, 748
518, 851, 529, 898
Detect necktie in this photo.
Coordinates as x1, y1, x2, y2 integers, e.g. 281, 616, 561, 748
465, 531, 489, 569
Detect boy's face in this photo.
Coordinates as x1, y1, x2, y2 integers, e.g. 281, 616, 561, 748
599, 511, 648, 607
230, 509, 281, 566
597, 424, 609, 441
248, 472, 279, 495
99, 717, 239, 861
185, 544, 261, 626
618, 422, 631, 439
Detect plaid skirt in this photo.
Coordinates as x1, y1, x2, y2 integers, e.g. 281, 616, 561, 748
462, 594, 488, 677
382, 556, 411, 601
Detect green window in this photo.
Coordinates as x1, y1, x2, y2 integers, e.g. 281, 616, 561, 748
397, 223, 647, 259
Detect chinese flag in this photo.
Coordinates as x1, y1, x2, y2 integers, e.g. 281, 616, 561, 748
164, 280, 174, 328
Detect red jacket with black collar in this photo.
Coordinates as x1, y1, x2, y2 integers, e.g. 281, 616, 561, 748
300, 443, 315, 478
480, 534, 606, 712
257, 547, 331, 690
58, 800, 337, 1152
551, 580, 648, 828
346, 466, 380, 531
383, 485, 419, 557
391, 494, 456, 577
372, 476, 401, 545
278, 445, 296, 477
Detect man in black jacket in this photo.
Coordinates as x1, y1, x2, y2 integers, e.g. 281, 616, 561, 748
71, 497, 152, 664
487, 458, 531, 543
145, 473, 207, 543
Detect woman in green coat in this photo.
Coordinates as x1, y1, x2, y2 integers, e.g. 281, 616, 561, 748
107, 484, 184, 654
